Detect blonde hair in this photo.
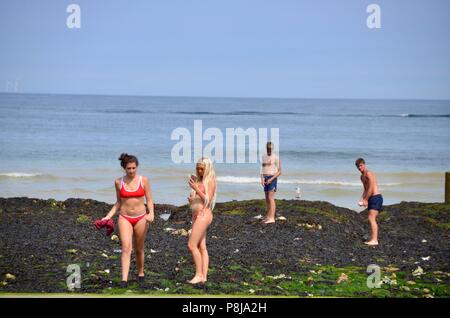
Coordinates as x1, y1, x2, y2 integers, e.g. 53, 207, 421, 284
196, 156, 217, 210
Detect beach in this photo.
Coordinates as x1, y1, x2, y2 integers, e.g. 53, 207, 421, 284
1, 94, 449, 297
0, 197, 449, 297
1, 93, 449, 210
1, 0, 449, 307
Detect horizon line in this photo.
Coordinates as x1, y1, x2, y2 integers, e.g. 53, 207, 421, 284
0, 91, 449, 102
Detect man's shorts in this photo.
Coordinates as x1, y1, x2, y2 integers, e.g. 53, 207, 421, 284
368, 194, 383, 211
263, 176, 277, 192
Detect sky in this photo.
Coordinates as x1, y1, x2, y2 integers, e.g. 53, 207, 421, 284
0, 0, 449, 99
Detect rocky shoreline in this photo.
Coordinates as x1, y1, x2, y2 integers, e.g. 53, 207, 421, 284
0, 197, 449, 297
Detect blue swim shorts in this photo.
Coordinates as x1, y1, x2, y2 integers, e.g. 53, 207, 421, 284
263, 176, 277, 192
368, 194, 383, 211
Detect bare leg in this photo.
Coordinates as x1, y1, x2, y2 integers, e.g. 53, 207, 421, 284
365, 210, 379, 245
199, 232, 208, 282
262, 191, 270, 222
187, 212, 212, 284
263, 191, 276, 223
270, 190, 276, 219
133, 217, 149, 277
118, 215, 133, 282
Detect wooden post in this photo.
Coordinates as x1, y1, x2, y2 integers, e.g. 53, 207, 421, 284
446, 172, 450, 204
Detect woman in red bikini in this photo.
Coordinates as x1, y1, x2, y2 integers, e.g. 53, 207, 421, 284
102, 153, 154, 287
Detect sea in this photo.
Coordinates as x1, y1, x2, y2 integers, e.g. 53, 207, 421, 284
1, 93, 449, 211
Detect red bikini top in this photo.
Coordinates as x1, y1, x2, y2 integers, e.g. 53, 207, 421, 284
120, 176, 145, 198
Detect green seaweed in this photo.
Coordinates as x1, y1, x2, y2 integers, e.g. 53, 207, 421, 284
76, 214, 91, 224
223, 209, 246, 216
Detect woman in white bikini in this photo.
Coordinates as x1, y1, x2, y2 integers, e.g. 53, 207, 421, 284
102, 153, 154, 287
187, 157, 217, 284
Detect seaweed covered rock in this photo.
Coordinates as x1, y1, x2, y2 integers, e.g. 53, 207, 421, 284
0, 197, 448, 294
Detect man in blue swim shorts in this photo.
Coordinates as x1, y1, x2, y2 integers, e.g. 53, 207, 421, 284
355, 158, 383, 246
260, 142, 282, 224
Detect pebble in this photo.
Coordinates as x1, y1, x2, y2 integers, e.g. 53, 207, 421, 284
171, 229, 189, 236
384, 266, 399, 273
5, 273, 16, 280
297, 223, 322, 230
412, 266, 424, 277
270, 274, 288, 280
336, 273, 348, 284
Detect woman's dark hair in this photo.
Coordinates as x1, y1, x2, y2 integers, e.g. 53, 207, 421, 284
118, 153, 139, 169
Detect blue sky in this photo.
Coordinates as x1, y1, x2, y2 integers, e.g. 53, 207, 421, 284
0, 0, 449, 99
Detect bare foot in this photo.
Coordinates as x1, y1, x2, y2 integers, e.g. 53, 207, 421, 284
364, 241, 379, 246
187, 275, 205, 284
263, 219, 275, 224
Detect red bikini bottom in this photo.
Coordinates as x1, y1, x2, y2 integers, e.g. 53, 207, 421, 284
120, 212, 146, 227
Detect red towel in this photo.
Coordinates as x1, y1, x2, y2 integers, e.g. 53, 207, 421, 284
94, 219, 115, 236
